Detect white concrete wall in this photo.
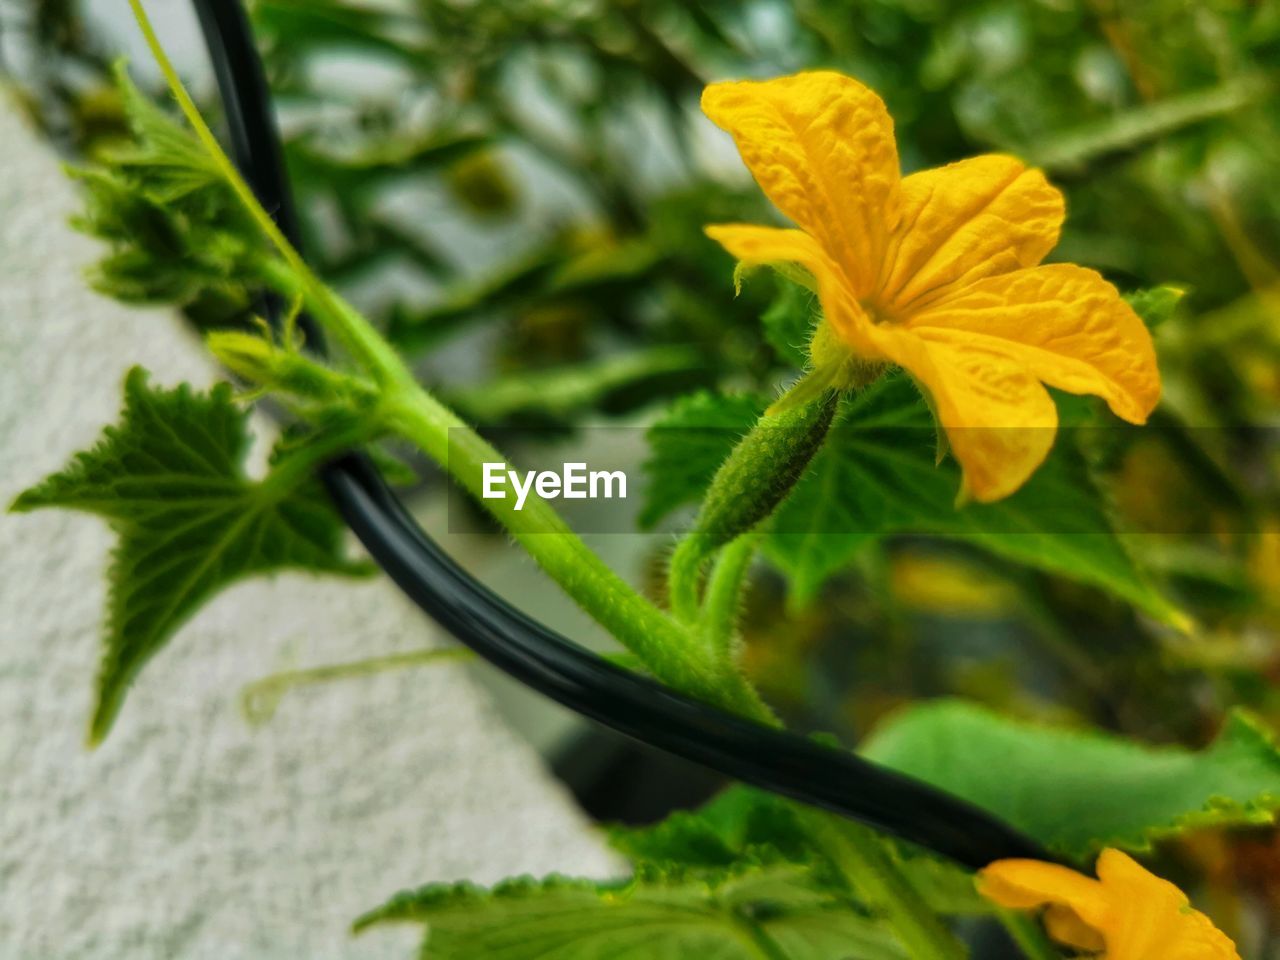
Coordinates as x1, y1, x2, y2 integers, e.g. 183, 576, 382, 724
0, 102, 614, 960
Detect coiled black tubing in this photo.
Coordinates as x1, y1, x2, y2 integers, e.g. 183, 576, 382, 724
191, 0, 1052, 870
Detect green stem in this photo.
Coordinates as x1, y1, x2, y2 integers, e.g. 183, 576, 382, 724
702, 534, 759, 656
805, 813, 969, 960
668, 533, 711, 624
385, 390, 772, 715
274, 255, 774, 718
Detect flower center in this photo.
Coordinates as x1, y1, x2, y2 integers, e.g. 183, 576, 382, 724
861, 298, 899, 325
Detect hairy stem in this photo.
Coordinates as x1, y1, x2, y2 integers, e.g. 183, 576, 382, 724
701, 534, 759, 656
668, 533, 711, 624
384, 390, 772, 720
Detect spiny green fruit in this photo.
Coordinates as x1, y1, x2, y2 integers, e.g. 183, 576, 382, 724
693, 391, 837, 551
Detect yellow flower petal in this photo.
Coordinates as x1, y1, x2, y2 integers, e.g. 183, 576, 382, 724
981, 862, 1107, 950
979, 849, 1241, 960
868, 324, 1058, 503
978, 857, 1112, 925
1044, 904, 1109, 952
701, 72, 900, 297
704, 223, 876, 353
876, 155, 1064, 313
1095, 849, 1240, 960
903, 264, 1161, 424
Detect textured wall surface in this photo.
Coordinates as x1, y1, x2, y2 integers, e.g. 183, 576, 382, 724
0, 104, 614, 959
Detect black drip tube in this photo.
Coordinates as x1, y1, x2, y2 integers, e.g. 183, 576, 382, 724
190, 0, 1053, 871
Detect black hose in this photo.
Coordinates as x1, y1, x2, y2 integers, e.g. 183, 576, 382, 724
191, 0, 1053, 871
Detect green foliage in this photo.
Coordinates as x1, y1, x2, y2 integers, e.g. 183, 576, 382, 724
645, 377, 1180, 622
10, 368, 369, 744
19, 0, 1280, 953
68, 64, 261, 308
358, 785, 923, 959
355, 866, 906, 960
611, 786, 988, 920
608, 785, 816, 871
69, 163, 254, 306
104, 61, 219, 201
1025, 73, 1272, 173
863, 700, 1280, 858
287, 133, 492, 207
765, 377, 1179, 622
354, 773, 1012, 957
384, 234, 669, 354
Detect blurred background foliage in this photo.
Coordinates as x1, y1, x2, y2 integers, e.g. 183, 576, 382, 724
6, 0, 1280, 948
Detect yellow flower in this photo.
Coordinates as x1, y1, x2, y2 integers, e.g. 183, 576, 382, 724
979, 848, 1240, 959
702, 71, 1160, 502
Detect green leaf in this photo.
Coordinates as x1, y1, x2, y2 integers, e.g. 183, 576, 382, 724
69, 166, 252, 305
640, 391, 767, 528
608, 785, 815, 870
863, 699, 1280, 858
609, 786, 989, 919
68, 64, 260, 307
360, 780, 977, 957
10, 368, 368, 744
103, 60, 220, 203
761, 375, 1180, 623
355, 865, 906, 960
762, 524, 876, 612
1125, 285, 1187, 329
